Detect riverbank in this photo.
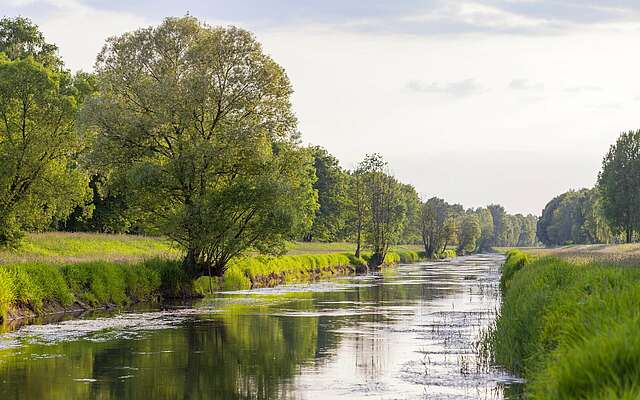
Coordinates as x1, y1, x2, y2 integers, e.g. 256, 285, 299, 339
489, 249, 640, 398
0, 233, 441, 324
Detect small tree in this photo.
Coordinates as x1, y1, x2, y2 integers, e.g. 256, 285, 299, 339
354, 154, 406, 268
85, 17, 317, 277
598, 130, 640, 243
347, 169, 367, 259
475, 207, 495, 252
457, 213, 481, 254
420, 197, 450, 258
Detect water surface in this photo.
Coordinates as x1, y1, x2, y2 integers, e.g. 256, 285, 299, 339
0, 254, 521, 399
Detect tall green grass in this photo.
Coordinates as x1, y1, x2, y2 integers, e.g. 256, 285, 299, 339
197, 250, 427, 291
490, 249, 640, 399
0, 259, 191, 321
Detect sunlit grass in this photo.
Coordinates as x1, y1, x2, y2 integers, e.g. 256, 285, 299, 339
1, 233, 424, 264
0, 232, 179, 264
489, 249, 640, 399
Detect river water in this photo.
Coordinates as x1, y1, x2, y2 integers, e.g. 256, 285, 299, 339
0, 254, 521, 399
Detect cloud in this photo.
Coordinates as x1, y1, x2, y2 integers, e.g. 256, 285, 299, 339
406, 78, 484, 97
565, 85, 602, 93
509, 79, 544, 90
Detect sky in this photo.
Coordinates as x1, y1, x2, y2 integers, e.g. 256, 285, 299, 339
2, 0, 640, 215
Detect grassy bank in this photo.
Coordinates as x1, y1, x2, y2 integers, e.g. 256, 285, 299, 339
0, 258, 193, 321
196, 249, 429, 292
0, 233, 444, 323
490, 249, 640, 398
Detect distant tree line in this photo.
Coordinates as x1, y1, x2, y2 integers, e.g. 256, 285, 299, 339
306, 148, 538, 258
0, 16, 537, 278
538, 129, 640, 246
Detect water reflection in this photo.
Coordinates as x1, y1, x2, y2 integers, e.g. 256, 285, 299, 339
0, 254, 521, 399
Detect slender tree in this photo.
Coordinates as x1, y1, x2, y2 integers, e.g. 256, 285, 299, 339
357, 154, 405, 268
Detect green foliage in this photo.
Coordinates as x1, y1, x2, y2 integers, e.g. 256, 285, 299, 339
0, 16, 61, 68
438, 248, 457, 259
0, 258, 193, 321
499, 249, 531, 290
457, 213, 481, 254
304, 146, 349, 242
0, 268, 14, 318
598, 130, 640, 243
352, 154, 408, 267
475, 207, 495, 251
420, 197, 456, 258
85, 16, 316, 277
490, 251, 640, 398
399, 184, 422, 244
0, 53, 90, 247
537, 188, 612, 246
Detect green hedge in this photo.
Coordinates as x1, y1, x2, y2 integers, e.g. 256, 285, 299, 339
490, 250, 640, 398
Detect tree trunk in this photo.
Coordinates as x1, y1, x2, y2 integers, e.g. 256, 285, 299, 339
183, 247, 200, 279
368, 251, 384, 269
627, 226, 633, 244
355, 220, 361, 258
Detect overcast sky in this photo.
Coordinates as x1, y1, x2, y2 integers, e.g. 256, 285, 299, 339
3, 0, 640, 215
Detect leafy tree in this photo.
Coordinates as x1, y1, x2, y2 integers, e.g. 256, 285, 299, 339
84, 17, 316, 277
598, 130, 640, 243
420, 197, 451, 258
488, 204, 509, 246
399, 183, 421, 244
515, 214, 538, 247
457, 213, 481, 254
304, 146, 348, 242
0, 54, 90, 245
357, 154, 406, 267
538, 188, 613, 246
346, 169, 367, 258
475, 207, 495, 251
582, 189, 613, 244
0, 16, 62, 68
59, 174, 140, 234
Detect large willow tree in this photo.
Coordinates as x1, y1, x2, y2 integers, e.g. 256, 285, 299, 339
85, 17, 316, 277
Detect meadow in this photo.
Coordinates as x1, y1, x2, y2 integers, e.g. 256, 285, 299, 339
489, 249, 640, 399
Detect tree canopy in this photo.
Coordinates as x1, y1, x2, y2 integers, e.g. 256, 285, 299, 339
0, 28, 89, 246
598, 130, 640, 243
84, 17, 317, 277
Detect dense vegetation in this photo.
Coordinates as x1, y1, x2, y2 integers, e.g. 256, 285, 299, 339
0, 232, 427, 320
0, 15, 534, 283
491, 249, 640, 398
538, 130, 640, 246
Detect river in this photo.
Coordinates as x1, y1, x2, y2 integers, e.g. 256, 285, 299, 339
0, 254, 522, 399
